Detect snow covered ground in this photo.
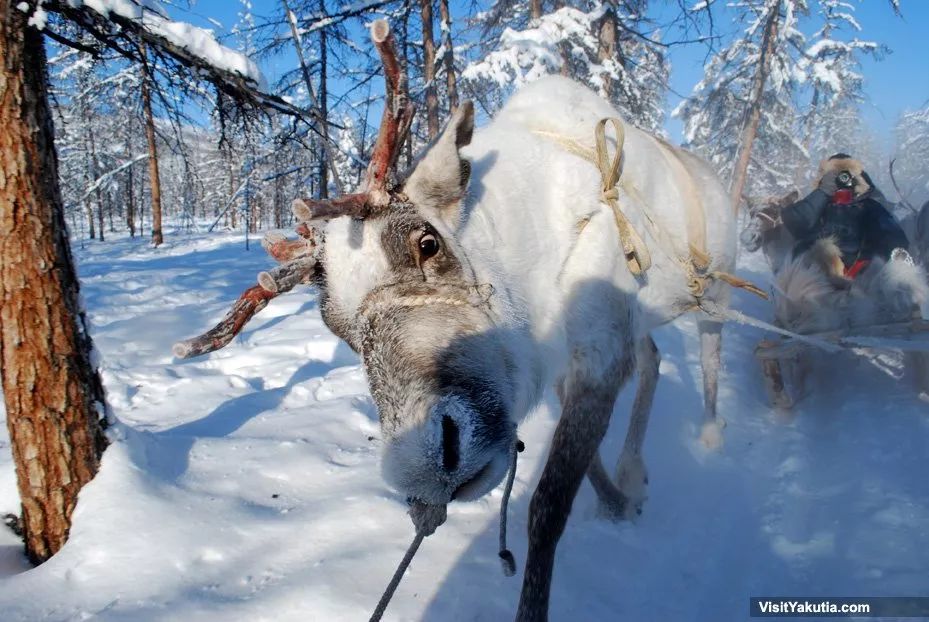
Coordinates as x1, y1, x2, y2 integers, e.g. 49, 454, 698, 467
1, 228, 928, 621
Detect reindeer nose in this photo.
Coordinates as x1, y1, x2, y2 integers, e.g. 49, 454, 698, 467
441, 415, 460, 472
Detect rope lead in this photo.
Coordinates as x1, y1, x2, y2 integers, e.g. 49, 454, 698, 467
498, 439, 524, 576
370, 439, 524, 621
369, 531, 426, 622
369, 502, 446, 622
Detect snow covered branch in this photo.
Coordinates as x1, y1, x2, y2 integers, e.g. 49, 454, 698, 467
40, 0, 307, 119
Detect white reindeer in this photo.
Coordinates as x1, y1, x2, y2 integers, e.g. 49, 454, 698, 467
311, 78, 737, 618
179, 22, 739, 620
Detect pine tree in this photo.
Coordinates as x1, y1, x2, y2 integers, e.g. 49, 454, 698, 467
677, 0, 894, 206
799, 0, 882, 184
2, 0, 284, 564
462, 0, 669, 131
0, 1, 109, 564
675, 0, 808, 207
894, 104, 929, 206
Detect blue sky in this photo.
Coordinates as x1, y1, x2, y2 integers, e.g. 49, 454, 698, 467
662, 1, 929, 144
188, 0, 929, 146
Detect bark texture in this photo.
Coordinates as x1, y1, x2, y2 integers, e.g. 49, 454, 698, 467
420, 0, 439, 139
0, 5, 108, 565
140, 44, 164, 246
728, 5, 780, 213
317, 0, 330, 197
437, 0, 458, 112
596, 8, 617, 100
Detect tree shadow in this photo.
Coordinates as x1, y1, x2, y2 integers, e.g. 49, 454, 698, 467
0, 545, 29, 579
127, 339, 356, 484
407, 277, 799, 620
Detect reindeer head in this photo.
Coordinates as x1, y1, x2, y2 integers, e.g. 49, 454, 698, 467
293, 21, 517, 505
741, 190, 800, 252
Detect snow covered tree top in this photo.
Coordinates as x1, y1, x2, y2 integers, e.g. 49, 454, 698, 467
35, 0, 266, 89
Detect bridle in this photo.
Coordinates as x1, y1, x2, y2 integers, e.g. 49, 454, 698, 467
357, 279, 496, 320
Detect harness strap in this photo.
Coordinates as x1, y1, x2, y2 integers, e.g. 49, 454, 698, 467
650, 135, 709, 272
594, 119, 651, 275
533, 120, 768, 301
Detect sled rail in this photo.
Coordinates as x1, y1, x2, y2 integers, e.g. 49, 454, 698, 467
755, 319, 929, 360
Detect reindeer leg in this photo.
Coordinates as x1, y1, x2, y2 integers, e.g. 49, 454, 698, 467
697, 318, 725, 450
584, 336, 660, 521
554, 375, 629, 519
517, 344, 634, 621
612, 335, 659, 519
587, 452, 627, 518
905, 350, 929, 398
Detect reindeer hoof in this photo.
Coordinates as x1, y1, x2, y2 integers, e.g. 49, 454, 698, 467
614, 453, 648, 520
699, 419, 725, 451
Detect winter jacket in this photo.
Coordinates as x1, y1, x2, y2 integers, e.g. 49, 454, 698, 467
782, 188, 909, 266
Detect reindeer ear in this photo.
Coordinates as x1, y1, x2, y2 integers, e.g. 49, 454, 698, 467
404, 101, 474, 226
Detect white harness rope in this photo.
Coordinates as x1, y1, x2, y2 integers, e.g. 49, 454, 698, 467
533, 119, 767, 302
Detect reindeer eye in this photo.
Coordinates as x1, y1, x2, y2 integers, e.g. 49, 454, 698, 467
419, 233, 440, 258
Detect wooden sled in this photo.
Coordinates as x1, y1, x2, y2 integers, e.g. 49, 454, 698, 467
755, 319, 929, 409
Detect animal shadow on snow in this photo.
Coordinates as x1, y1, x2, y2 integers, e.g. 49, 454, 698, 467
420, 284, 929, 620
413, 278, 794, 621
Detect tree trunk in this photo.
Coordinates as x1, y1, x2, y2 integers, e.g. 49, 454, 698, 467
84, 200, 95, 240
318, 0, 330, 198
97, 198, 105, 241
138, 158, 146, 233
420, 0, 439, 139
437, 0, 458, 112
126, 155, 136, 237
140, 44, 164, 246
597, 8, 617, 101
281, 0, 343, 195
0, 4, 109, 565
530, 0, 541, 20
87, 127, 104, 242
400, 3, 414, 167
125, 109, 136, 237
226, 149, 238, 229
728, 5, 780, 213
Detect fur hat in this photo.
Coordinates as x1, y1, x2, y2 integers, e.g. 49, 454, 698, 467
814, 154, 871, 196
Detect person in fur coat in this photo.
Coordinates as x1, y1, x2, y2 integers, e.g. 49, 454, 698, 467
773, 154, 929, 335
782, 153, 909, 275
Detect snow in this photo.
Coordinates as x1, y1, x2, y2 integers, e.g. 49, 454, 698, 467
1, 228, 929, 620
25, 0, 48, 29
463, 6, 668, 132
67, 0, 265, 87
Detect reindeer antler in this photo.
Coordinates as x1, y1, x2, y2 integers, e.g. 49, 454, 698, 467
292, 19, 415, 222
173, 19, 414, 359
172, 233, 317, 359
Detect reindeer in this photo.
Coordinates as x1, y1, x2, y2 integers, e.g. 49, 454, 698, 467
177, 21, 743, 621
741, 190, 800, 274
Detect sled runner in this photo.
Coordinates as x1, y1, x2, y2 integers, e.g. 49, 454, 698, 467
755, 318, 929, 409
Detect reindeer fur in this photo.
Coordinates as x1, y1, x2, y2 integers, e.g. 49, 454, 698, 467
315, 76, 736, 620
774, 238, 929, 334
816, 156, 871, 196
